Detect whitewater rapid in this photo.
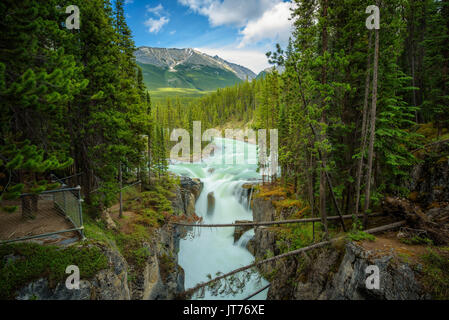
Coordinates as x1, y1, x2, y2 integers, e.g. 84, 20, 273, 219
169, 138, 269, 300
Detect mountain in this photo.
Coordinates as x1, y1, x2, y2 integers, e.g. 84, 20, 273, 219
256, 66, 286, 79
135, 47, 257, 94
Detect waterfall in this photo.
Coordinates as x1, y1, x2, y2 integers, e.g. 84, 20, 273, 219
169, 138, 269, 300
235, 229, 255, 248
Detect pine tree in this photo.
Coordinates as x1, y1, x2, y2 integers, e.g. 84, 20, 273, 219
0, 0, 82, 215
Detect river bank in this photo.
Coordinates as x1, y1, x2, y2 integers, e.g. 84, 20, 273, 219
0, 175, 202, 300
241, 176, 448, 300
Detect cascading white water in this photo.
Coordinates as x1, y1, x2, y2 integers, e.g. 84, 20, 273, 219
169, 138, 269, 300
235, 229, 255, 248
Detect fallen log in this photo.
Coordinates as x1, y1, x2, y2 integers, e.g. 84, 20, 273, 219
171, 212, 385, 228
181, 220, 406, 297
383, 196, 449, 245
243, 284, 271, 300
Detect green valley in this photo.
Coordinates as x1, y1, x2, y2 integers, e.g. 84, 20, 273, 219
137, 62, 242, 94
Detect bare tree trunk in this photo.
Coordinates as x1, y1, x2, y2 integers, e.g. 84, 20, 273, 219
21, 196, 35, 220
119, 163, 123, 219
319, 167, 328, 236
148, 135, 152, 186
307, 151, 316, 241
31, 194, 38, 214
363, 28, 380, 228
354, 33, 373, 216
319, 0, 329, 238
443, 0, 449, 130
409, 0, 419, 123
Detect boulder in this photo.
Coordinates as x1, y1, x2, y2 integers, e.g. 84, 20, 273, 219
184, 193, 196, 217
323, 242, 427, 300
177, 176, 203, 217
252, 197, 276, 222
102, 209, 117, 231
16, 246, 131, 300
180, 176, 203, 200
207, 192, 215, 216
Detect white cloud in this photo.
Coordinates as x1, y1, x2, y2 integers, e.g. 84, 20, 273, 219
238, 1, 294, 48
196, 47, 271, 74
125, 0, 134, 4
179, 0, 294, 47
144, 4, 169, 34
145, 16, 170, 34
179, 0, 282, 27
146, 4, 164, 16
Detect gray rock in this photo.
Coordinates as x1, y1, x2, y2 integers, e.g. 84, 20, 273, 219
207, 192, 215, 216
102, 209, 117, 230
180, 176, 203, 200
252, 197, 276, 222
173, 176, 203, 217
16, 278, 92, 300
323, 243, 426, 300
16, 246, 131, 300
131, 225, 185, 300
170, 184, 185, 215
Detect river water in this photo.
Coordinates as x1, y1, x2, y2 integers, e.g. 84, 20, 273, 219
169, 138, 269, 300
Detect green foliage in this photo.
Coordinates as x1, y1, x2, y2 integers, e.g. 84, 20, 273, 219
157, 0, 449, 220
347, 219, 376, 242
0, 242, 108, 300
275, 223, 322, 254
83, 176, 177, 272
347, 231, 376, 242
0, 0, 170, 215
400, 236, 434, 246
137, 62, 242, 92
419, 248, 449, 299
152, 79, 258, 133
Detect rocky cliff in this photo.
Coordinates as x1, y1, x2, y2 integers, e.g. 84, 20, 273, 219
262, 240, 430, 300
130, 224, 185, 300
130, 176, 202, 299
247, 187, 445, 300
14, 176, 203, 300
16, 244, 131, 300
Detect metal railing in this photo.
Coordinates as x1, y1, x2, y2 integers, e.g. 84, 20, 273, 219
0, 187, 84, 244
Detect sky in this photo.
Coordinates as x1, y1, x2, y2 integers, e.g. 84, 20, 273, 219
124, 0, 295, 74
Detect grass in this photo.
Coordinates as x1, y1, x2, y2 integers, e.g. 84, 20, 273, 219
254, 183, 292, 200
400, 235, 434, 246
137, 61, 242, 97
347, 219, 376, 242
84, 175, 179, 272
0, 242, 108, 299
83, 216, 152, 272
159, 252, 176, 282
150, 88, 212, 99
0, 174, 181, 300
419, 247, 449, 299
272, 199, 303, 210
347, 231, 376, 242
272, 222, 329, 254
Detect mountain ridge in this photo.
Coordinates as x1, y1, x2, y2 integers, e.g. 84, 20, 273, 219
135, 47, 259, 95
135, 47, 257, 81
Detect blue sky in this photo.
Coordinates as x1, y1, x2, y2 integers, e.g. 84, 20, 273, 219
124, 0, 294, 74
